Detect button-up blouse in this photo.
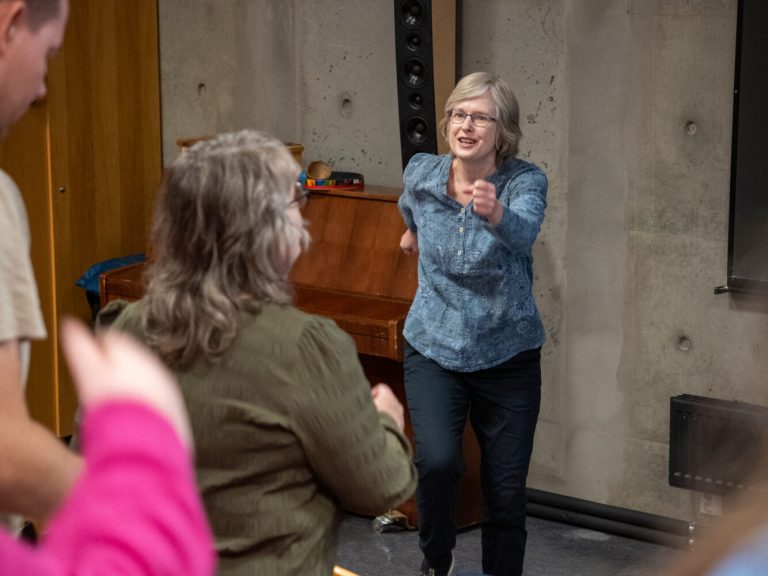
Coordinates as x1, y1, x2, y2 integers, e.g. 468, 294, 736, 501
398, 153, 547, 371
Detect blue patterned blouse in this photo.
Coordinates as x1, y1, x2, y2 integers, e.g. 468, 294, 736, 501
398, 153, 548, 372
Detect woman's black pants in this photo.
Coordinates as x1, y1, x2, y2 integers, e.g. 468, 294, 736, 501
404, 344, 541, 576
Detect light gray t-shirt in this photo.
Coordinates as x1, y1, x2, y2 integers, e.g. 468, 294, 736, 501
0, 169, 46, 533
0, 168, 46, 384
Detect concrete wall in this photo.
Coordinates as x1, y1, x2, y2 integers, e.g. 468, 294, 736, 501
158, 0, 768, 523
158, 0, 299, 163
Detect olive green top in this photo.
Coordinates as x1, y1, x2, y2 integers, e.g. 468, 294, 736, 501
110, 300, 417, 576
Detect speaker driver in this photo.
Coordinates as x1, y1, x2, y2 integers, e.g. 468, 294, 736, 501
405, 116, 432, 146
402, 57, 427, 88
406, 33, 421, 51
398, 0, 426, 28
408, 92, 424, 110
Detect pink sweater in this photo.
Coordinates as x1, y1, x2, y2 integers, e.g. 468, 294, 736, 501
0, 402, 216, 575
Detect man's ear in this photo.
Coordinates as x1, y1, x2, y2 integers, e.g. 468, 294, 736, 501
0, 1, 26, 55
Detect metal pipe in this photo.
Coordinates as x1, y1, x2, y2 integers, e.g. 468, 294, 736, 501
526, 502, 690, 549
527, 489, 697, 548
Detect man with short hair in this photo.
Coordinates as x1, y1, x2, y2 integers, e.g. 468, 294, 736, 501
0, 0, 81, 527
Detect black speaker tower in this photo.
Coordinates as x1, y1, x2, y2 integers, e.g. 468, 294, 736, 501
394, 0, 438, 170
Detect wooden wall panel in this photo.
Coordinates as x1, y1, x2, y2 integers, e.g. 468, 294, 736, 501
432, 0, 457, 155
0, 1, 161, 436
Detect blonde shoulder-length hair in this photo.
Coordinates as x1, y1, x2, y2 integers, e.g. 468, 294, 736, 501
142, 130, 309, 368
439, 71, 523, 165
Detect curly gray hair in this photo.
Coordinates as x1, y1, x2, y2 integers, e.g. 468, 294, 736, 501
142, 130, 309, 368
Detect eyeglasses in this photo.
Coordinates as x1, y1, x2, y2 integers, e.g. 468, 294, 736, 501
288, 181, 309, 210
447, 109, 497, 128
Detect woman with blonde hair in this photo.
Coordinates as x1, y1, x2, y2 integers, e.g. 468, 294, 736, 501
106, 130, 417, 576
399, 72, 548, 576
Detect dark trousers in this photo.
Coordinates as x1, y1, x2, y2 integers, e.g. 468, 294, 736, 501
404, 344, 541, 576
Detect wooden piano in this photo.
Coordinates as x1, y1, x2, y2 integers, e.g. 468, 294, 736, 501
99, 185, 482, 528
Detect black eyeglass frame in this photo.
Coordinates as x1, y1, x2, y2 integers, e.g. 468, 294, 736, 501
289, 181, 310, 209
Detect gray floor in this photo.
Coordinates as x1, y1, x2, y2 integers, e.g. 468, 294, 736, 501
336, 513, 678, 576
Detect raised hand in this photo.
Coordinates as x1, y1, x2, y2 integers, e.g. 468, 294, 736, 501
370, 383, 405, 432
60, 318, 193, 449
471, 179, 503, 226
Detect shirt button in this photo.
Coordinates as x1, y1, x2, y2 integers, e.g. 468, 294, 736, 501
459, 227, 464, 233
457, 250, 462, 256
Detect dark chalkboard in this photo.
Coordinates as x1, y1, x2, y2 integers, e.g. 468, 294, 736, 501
720, 0, 768, 294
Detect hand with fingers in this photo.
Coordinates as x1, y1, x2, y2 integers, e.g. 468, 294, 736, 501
400, 228, 419, 255
61, 319, 193, 449
470, 179, 503, 226
370, 383, 405, 432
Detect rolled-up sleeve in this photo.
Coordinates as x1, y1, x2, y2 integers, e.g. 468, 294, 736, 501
489, 169, 548, 253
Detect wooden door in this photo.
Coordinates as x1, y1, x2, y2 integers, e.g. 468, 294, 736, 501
46, 0, 162, 435
0, 0, 162, 436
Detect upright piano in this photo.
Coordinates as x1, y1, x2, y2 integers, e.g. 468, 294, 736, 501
100, 185, 482, 528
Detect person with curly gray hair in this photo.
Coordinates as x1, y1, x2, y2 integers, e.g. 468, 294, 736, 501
106, 130, 417, 576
